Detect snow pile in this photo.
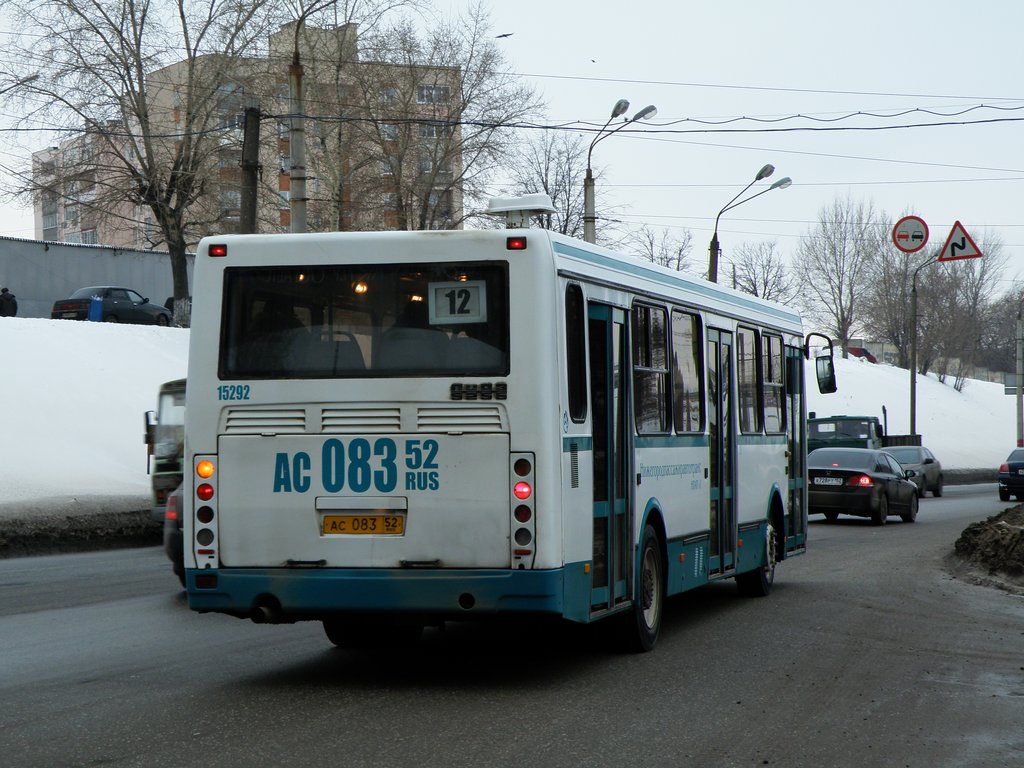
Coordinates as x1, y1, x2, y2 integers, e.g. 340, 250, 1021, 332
0, 318, 1014, 506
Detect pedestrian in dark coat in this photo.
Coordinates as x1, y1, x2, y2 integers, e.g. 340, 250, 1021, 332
0, 287, 16, 317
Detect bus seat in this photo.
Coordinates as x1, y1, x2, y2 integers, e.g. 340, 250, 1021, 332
289, 335, 365, 374
446, 335, 503, 369
376, 327, 449, 370
332, 339, 365, 371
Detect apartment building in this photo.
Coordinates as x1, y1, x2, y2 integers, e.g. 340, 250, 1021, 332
32, 22, 463, 247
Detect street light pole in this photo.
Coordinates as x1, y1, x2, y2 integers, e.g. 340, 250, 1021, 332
1016, 298, 1024, 447
707, 166, 791, 282
583, 99, 657, 244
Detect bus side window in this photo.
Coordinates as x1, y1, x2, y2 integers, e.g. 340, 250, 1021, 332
763, 334, 785, 433
671, 309, 704, 433
565, 284, 587, 422
632, 303, 670, 434
737, 326, 761, 434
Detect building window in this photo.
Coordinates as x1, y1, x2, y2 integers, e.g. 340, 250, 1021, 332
219, 189, 241, 211
416, 85, 450, 104
381, 123, 399, 140
418, 156, 452, 176
381, 87, 399, 105
81, 228, 98, 244
632, 303, 670, 434
418, 122, 451, 139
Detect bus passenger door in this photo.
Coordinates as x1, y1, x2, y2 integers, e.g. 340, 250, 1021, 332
785, 346, 807, 552
707, 328, 736, 576
588, 303, 631, 614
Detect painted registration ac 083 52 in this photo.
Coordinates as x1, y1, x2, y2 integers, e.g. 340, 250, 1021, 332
272, 437, 441, 495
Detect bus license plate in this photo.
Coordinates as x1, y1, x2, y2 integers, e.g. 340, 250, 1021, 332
322, 514, 405, 535
813, 477, 843, 486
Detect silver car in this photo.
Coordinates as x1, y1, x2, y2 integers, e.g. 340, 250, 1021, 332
887, 446, 943, 498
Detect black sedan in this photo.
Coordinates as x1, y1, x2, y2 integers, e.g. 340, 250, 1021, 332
886, 445, 943, 498
51, 286, 172, 325
808, 447, 919, 525
164, 483, 184, 587
997, 448, 1024, 502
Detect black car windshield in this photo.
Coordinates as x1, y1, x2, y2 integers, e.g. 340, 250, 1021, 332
808, 448, 874, 469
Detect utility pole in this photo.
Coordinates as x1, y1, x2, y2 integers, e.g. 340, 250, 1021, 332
289, 47, 307, 233
239, 105, 260, 234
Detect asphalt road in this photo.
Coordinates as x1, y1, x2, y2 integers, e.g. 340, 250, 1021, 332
1, 484, 1022, 768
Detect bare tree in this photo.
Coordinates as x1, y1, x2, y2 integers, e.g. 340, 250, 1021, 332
923, 230, 1007, 388
731, 240, 794, 303
0, 0, 288, 320
792, 196, 886, 356
331, 1, 541, 230
623, 224, 693, 271
978, 280, 1024, 375
501, 129, 588, 236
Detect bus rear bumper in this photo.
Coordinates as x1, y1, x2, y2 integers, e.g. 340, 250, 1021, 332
185, 566, 567, 621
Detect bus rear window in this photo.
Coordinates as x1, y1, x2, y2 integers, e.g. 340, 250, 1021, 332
220, 263, 509, 379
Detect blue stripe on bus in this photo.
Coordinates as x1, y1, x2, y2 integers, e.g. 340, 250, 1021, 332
552, 240, 803, 326
187, 567, 570, 617
635, 434, 709, 449
562, 436, 594, 452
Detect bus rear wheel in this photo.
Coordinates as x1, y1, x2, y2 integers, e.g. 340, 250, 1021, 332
323, 615, 424, 649
619, 523, 664, 653
736, 522, 776, 597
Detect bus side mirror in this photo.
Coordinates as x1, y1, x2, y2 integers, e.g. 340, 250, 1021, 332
815, 355, 837, 394
804, 332, 837, 395
144, 410, 157, 475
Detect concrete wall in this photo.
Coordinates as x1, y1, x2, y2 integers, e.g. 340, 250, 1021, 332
0, 236, 193, 319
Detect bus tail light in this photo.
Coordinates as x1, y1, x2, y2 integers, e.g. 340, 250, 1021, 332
510, 453, 536, 568
192, 455, 219, 568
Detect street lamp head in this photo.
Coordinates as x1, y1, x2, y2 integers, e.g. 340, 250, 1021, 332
770, 176, 792, 190
632, 104, 658, 122
755, 163, 775, 181
610, 99, 630, 119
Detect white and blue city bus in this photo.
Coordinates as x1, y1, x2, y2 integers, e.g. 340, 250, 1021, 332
183, 195, 836, 651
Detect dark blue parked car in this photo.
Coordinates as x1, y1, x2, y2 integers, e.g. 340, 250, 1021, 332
52, 286, 172, 325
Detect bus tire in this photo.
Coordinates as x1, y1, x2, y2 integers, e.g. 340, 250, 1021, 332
736, 523, 776, 597
620, 523, 664, 653
323, 615, 424, 649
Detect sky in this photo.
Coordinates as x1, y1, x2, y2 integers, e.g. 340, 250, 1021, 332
1, 1, 1023, 279
470, 0, 1024, 286
0, 317, 1011, 505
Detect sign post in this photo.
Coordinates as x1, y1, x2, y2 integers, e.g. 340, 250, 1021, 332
893, 216, 929, 438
